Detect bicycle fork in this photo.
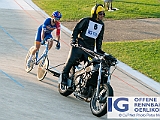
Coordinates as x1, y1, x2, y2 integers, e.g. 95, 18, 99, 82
35, 51, 39, 64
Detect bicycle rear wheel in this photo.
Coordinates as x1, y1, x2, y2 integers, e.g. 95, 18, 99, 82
25, 46, 35, 73
37, 56, 49, 81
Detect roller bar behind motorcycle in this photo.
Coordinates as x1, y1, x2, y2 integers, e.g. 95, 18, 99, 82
58, 44, 118, 117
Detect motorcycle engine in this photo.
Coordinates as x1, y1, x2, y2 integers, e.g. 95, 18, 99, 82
73, 63, 98, 99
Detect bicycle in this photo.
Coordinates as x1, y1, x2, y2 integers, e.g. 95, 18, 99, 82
25, 38, 58, 80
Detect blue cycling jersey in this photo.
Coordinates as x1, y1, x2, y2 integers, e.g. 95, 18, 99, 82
35, 18, 60, 42
42, 18, 57, 34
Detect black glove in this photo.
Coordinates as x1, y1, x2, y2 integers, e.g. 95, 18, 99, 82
41, 39, 46, 45
70, 39, 77, 46
104, 53, 117, 65
56, 41, 60, 50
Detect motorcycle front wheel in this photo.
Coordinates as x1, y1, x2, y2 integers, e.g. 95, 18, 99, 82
90, 83, 113, 117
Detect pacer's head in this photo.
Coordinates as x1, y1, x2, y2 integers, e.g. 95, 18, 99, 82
91, 4, 105, 21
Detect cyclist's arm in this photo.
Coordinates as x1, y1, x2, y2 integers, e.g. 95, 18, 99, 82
42, 18, 50, 28
56, 35, 60, 41
41, 18, 51, 40
46, 26, 53, 30
41, 28, 45, 40
42, 18, 53, 31
55, 22, 61, 41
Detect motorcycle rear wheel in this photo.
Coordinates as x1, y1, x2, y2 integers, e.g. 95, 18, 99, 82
90, 83, 113, 117
58, 84, 73, 96
58, 66, 75, 96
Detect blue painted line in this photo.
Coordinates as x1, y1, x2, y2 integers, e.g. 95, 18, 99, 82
0, 70, 24, 88
0, 25, 28, 51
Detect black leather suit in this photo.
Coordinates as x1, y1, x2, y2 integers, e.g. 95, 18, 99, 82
62, 17, 105, 78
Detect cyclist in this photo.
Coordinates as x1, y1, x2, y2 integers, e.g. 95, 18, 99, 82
27, 11, 62, 67
61, 4, 106, 86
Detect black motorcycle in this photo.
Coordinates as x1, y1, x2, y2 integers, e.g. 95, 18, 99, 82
58, 45, 117, 117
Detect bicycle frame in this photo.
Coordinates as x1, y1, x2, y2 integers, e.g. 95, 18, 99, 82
35, 41, 49, 65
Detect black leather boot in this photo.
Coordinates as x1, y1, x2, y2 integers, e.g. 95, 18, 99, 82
61, 73, 68, 86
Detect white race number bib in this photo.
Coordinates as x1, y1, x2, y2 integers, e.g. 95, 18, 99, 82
85, 20, 102, 39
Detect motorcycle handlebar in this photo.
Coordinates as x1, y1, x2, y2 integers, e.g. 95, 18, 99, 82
71, 44, 118, 66
71, 44, 102, 58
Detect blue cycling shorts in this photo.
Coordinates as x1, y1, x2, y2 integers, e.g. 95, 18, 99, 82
35, 26, 53, 42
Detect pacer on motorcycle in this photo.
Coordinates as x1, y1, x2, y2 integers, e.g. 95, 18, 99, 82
61, 4, 106, 86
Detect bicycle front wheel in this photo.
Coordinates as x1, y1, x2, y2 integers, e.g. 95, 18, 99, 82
37, 56, 49, 81
25, 46, 35, 73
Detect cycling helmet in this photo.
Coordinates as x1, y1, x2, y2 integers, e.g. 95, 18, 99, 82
52, 11, 62, 19
91, 4, 105, 19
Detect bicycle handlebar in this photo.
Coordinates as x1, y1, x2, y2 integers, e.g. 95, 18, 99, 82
46, 38, 58, 42
41, 38, 58, 45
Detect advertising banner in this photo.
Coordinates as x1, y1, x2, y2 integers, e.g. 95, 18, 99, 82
107, 97, 160, 119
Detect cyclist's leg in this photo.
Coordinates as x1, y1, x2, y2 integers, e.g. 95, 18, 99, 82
48, 40, 53, 50
32, 41, 41, 55
45, 34, 53, 50
28, 29, 42, 64
32, 29, 42, 55
62, 47, 83, 85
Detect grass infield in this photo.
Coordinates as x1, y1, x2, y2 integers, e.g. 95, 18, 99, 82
32, 0, 160, 82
